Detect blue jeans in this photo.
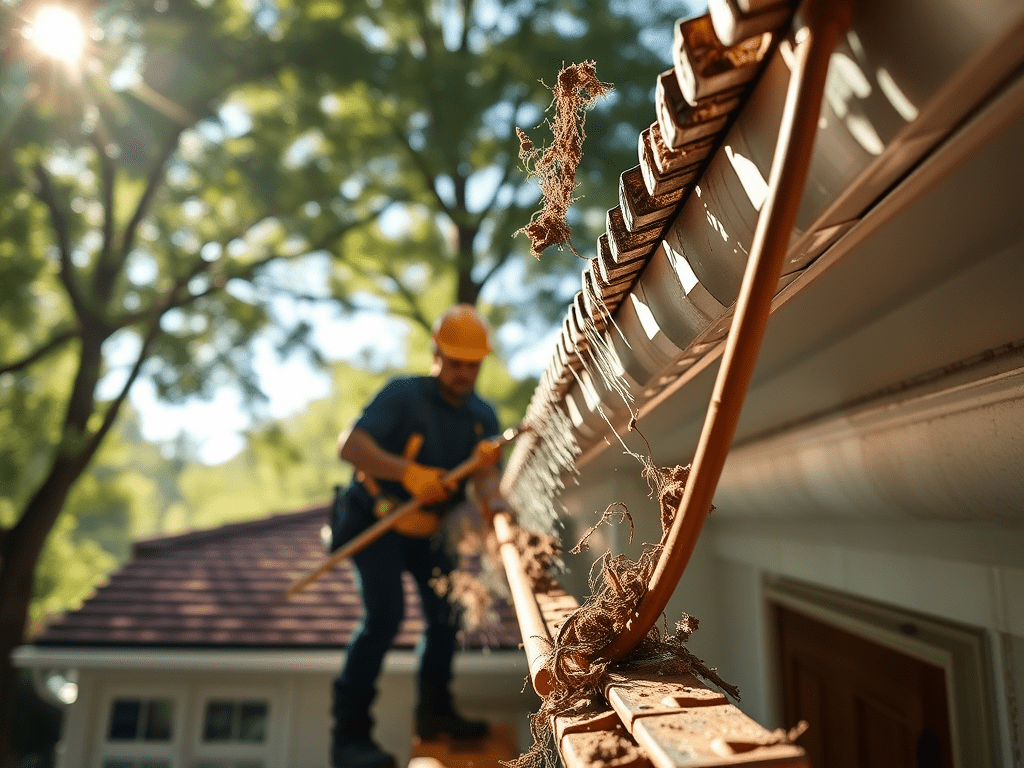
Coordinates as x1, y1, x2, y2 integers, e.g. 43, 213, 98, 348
336, 529, 458, 698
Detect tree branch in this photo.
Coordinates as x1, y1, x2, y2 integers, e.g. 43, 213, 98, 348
87, 127, 117, 297
32, 163, 91, 324
84, 317, 164, 459
475, 102, 527, 221
117, 129, 183, 269
0, 328, 79, 376
479, 234, 515, 288
459, 0, 475, 52
382, 264, 432, 332
383, 115, 453, 219
110, 202, 389, 328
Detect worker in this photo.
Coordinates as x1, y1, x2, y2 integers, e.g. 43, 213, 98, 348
329, 304, 512, 768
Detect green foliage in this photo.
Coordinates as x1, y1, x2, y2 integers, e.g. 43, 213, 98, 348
0, 349, 77, 507
30, 513, 117, 636
177, 361, 385, 527
0, 0, 694, 639
19, 407, 179, 634
64, 411, 171, 555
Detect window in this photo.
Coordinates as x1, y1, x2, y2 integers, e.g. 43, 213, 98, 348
95, 683, 278, 768
108, 699, 174, 742
96, 687, 183, 768
192, 697, 271, 768
202, 701, 268, 743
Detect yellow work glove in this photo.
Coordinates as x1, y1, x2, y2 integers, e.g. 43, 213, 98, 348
401, 463, 454, 506
475, 438, 503, 466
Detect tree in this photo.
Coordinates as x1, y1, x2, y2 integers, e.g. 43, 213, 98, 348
0, 0, 689, 759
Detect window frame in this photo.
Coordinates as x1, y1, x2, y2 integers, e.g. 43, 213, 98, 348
186, 683, 282, 768
93, 682, 188, 768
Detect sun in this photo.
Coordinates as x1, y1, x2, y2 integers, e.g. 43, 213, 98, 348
25, 4, 87, 67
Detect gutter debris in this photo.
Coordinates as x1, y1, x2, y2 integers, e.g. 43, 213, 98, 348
515, 61, 613, 259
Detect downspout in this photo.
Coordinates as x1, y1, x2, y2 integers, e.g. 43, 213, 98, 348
595, 0, 854, 668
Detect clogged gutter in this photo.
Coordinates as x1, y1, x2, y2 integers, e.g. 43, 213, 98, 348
497, 63, 739, 767
504, 459, 737, 768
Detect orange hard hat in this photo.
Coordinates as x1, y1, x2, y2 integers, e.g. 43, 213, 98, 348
432, 304, 493, 361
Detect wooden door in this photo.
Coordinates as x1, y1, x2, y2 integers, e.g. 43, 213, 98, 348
776, 605, 954, 768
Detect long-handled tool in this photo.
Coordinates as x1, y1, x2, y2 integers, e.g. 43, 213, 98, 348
281, 424, 527, 599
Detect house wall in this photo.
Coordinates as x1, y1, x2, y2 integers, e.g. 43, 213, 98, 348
555, 463, 1024, 767
704, 516, 1024, 766
59, 667, 298, 767
50, 652, 538, 768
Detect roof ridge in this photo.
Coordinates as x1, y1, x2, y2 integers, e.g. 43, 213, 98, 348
133, 503, 329, 555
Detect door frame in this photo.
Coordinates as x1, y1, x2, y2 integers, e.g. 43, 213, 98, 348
764, 576, 1000, 767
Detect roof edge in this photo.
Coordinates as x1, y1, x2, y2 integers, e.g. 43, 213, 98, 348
12, 644, 528, 676
133, 503, 330, 554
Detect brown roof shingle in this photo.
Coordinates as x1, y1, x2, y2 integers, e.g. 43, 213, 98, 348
35, 505, 522, 651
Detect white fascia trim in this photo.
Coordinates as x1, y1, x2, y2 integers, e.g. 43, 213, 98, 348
11, 645, 529, 676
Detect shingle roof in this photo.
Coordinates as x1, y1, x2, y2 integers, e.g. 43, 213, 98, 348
35, 505, 522, 651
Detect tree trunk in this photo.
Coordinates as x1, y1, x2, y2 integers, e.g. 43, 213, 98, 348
0, 330, 109, 765
455, 225, 481, 306
0, 458, 83, 767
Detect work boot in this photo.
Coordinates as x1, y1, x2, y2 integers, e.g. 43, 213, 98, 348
331, 682, 397, 768
415, 681, 489, 741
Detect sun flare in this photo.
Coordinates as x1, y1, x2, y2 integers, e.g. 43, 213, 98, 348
26, 5, 86, 66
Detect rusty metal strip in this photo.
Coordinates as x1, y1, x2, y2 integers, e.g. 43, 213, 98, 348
606, 206, 665, 264
597, 236, 646, 286
709, 0, 794, 47
535, 587, 580, 641
656, 70, 737, 149
673, 15, 773, 105
650, 124, 718, 180
632, 712, 807, 768
603, 672, 727, 731
634, 129, 700, 196
618, 165, 686, 233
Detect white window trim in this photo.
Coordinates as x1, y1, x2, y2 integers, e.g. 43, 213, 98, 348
93, 682, 189, 768
186, 682, 285, 768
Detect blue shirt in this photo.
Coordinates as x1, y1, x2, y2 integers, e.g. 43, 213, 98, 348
345, 375, 501, 518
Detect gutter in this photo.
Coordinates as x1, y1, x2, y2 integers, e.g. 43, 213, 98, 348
11, 644, 528, 676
